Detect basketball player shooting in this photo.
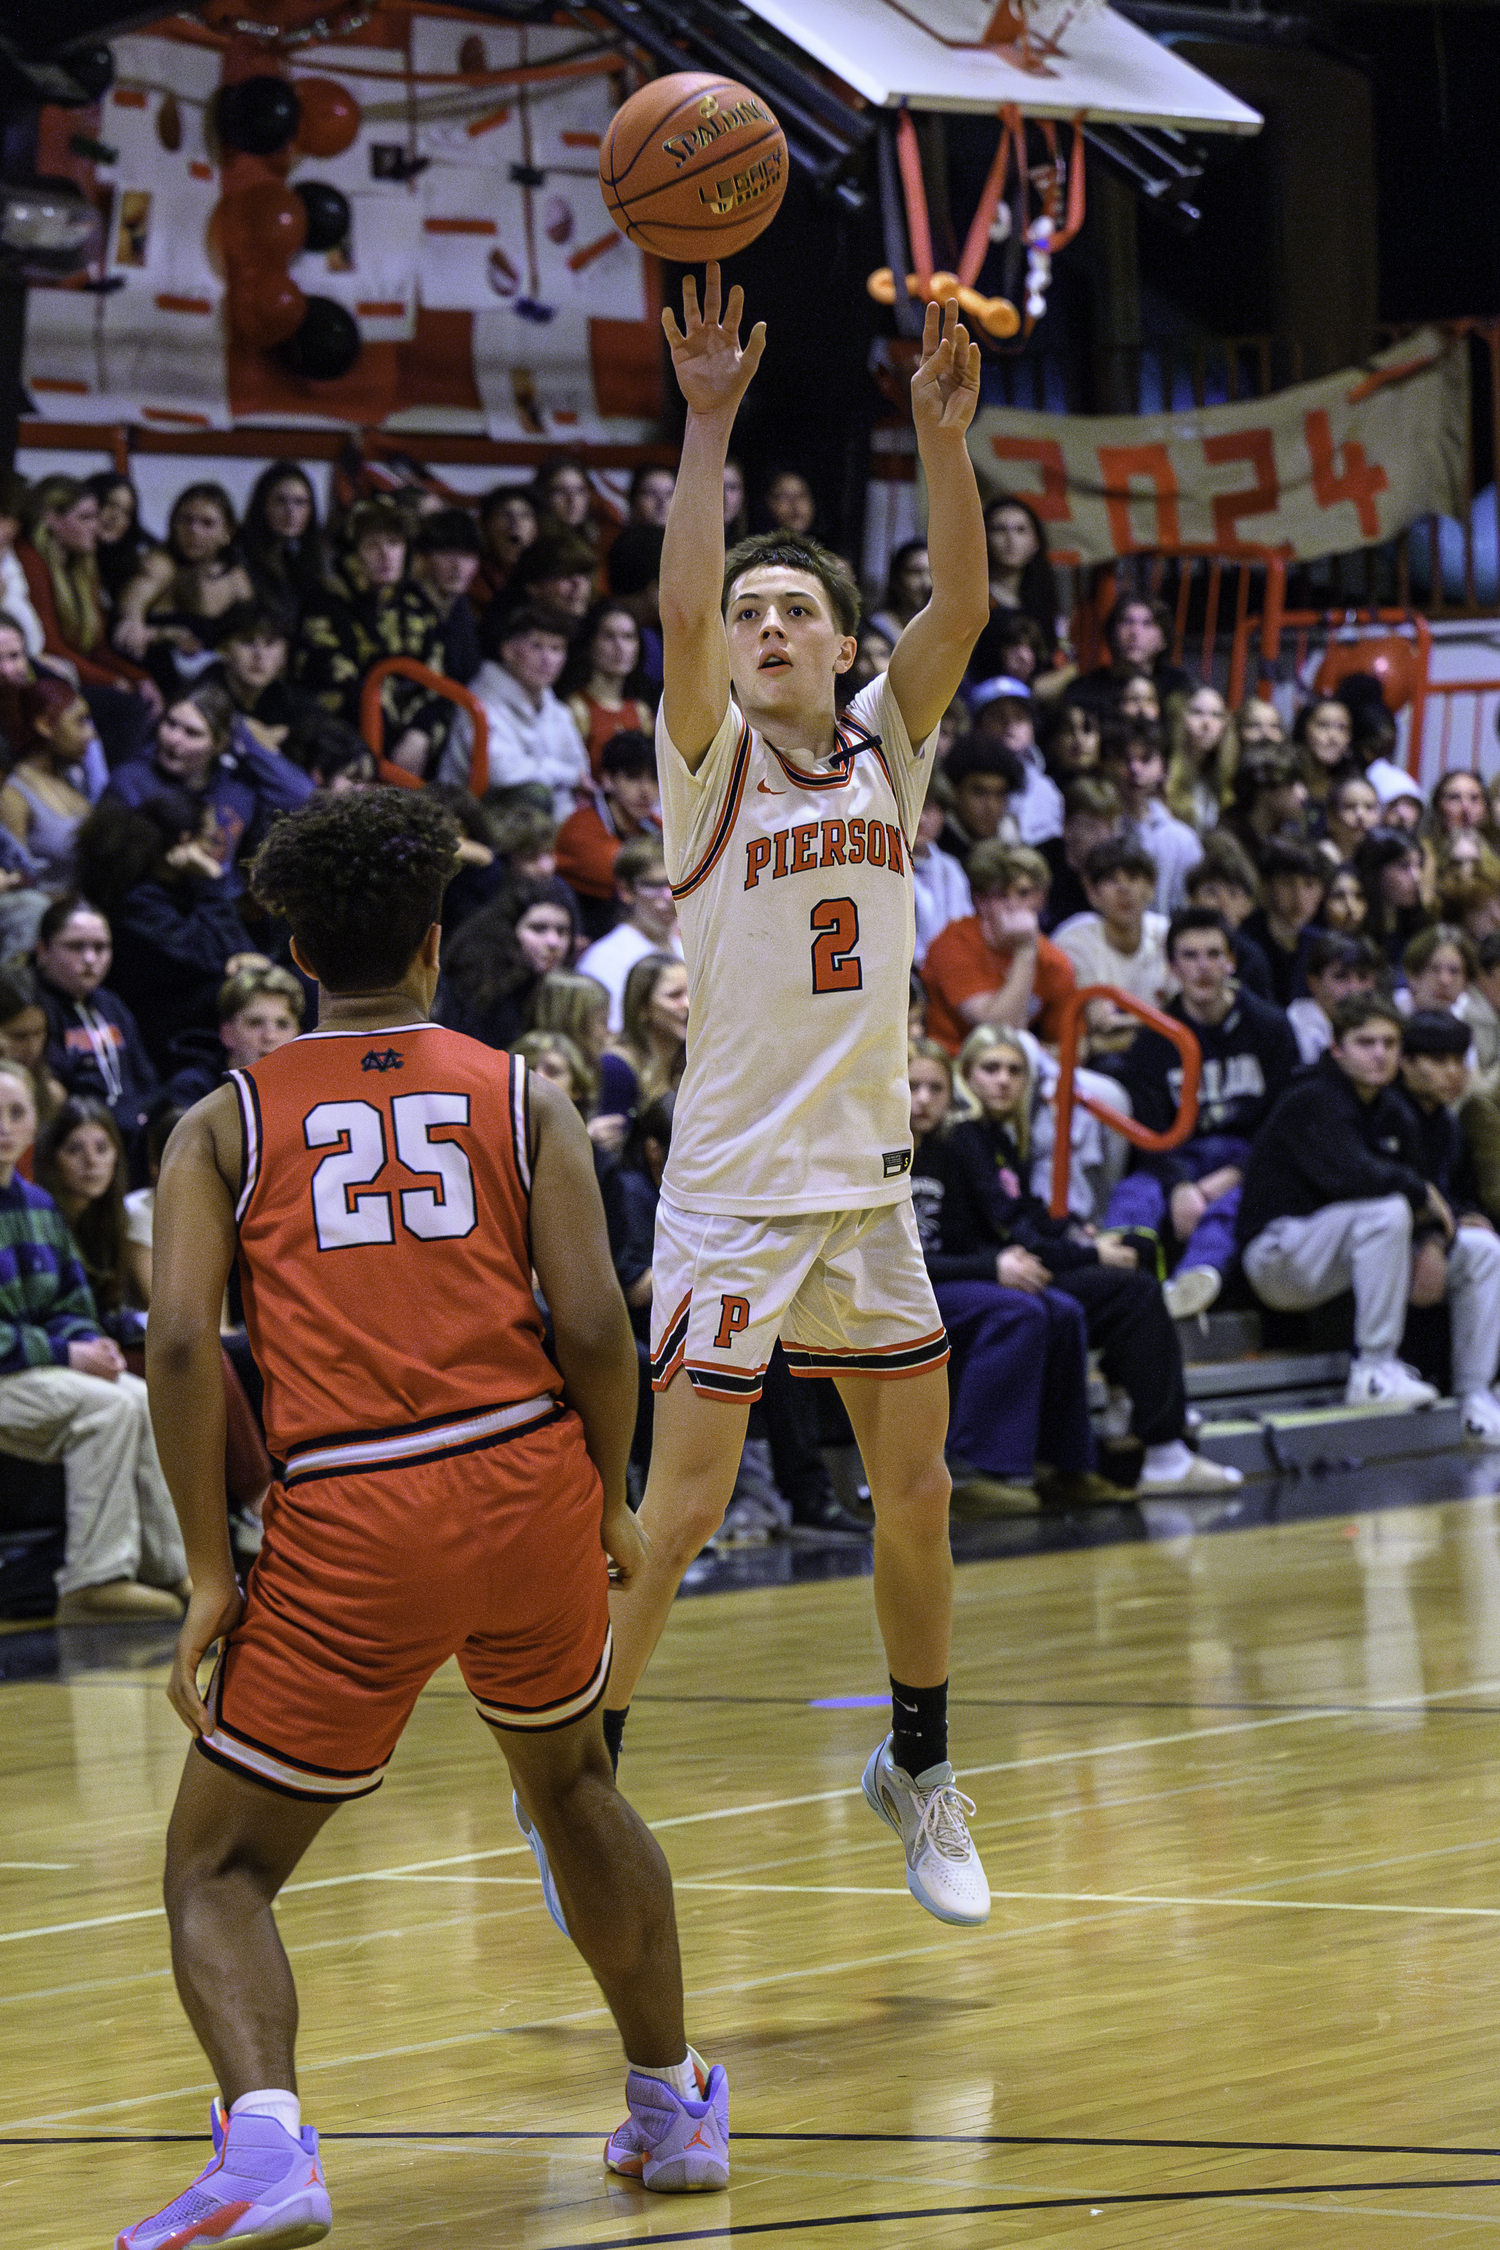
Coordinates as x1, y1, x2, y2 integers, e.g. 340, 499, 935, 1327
530, 268, 994, 1927
120, 790, 728, 2250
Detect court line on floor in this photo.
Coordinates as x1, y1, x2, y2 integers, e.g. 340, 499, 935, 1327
9, 2129, 1499, 2155
631, 1693, 1500, 1715
8, 1671, 1500, 1950
514, 2180, 1500, 2246
8, 1846, 1492, 2137
0, 1859, 1474, 2134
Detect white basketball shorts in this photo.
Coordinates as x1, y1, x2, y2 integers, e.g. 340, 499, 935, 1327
648, 1195, 949, 1403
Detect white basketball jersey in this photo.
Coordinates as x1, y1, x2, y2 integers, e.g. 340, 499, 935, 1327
657, 674, 932, 1218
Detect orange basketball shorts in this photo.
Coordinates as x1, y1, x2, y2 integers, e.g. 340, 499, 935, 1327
199, 1401, 612, 1801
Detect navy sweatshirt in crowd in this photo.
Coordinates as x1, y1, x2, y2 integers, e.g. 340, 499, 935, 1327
37, 974, 160, 1146
913, 1117, 1101, 1275
1117, 988, 1298, 1187
1235, 1053, 1431, 1249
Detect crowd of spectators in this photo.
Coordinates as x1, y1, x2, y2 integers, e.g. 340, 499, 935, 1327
6, 445, 1500, 1608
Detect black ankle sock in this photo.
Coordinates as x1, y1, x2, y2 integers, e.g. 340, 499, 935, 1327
602, 1706, 627, 1775
890, 1678, 948, 1778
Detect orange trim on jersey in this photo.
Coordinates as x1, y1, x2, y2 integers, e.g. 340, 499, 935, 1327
769, 713, 885, 794
669, 718, 753, 901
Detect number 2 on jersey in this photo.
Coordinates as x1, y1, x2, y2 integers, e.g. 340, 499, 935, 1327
306, 1094, 477, 1250
810, 897, 862, 994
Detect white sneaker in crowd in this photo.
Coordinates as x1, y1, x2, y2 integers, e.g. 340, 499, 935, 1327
1137, 1441, 1243, 1494
1162, 1265, 1222, 1321
1460, 1390, 1500, 1446
1345, 1357, 1439, 1410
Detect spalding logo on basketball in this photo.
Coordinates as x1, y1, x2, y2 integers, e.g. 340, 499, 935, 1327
600, 71, 788, 261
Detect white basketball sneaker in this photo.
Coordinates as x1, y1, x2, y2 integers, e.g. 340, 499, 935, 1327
862, 1736, 990, 1926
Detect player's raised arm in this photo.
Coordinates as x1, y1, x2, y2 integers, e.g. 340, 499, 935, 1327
659, 263, 766, 769
144, 1088, 245, 1735
527, 1072, 646, 1583
886, 299, 991, 746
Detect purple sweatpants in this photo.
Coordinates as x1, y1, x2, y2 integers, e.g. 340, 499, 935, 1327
1104, 1134, 1250, 1273
937, 1282, 1095, 1480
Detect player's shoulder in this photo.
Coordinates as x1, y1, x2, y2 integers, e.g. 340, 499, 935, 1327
850, 672, 929, 763
656, 691, 746, 775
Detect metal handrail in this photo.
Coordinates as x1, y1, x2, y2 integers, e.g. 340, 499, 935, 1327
358, 658, 491, 795
1049, 985, 1201, 1219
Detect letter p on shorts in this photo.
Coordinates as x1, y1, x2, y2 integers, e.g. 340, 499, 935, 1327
713, 1294, 751, 1350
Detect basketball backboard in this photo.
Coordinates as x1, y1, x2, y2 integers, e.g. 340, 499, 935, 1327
737, 0, 1263, 133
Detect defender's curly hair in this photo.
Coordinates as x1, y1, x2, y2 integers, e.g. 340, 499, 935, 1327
250, 788, 460, 993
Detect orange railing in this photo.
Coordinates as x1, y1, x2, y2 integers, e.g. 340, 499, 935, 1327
1076, 546, 1289, 709
1421, 673, 1500, 776
359, 659, 490, 796
1049, 986, 1200, 1220
1227, 605, 1433, 776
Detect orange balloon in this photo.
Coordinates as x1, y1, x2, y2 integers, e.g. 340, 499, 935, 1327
217, 183, 307, 270
294, 77, 360, 158
227, 268, 307, 347
1315, 634, 1422, 713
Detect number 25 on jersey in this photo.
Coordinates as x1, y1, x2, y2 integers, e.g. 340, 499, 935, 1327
306, 1094, 477, 1250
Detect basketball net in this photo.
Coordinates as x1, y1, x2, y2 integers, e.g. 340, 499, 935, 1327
869, 99, 1086, 344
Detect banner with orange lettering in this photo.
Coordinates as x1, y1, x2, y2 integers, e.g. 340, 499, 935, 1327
968, 328, 1467, 566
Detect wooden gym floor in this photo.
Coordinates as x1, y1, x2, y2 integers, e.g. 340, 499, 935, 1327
6, 1478, 1500, 2246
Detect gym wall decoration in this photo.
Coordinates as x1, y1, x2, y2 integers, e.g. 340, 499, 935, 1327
22, 6, 659, 439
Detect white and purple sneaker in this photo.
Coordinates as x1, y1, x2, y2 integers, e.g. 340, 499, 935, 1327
604, 2049, 729, 2192
117, 2101, 330, 2248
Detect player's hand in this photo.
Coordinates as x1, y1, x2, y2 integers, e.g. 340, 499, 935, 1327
1096, 1235, 1139, 1270
601, 1493, 648, 1589
662, 262, 766, 421
910, 297, 982, 437
168, 1571, 244, 1737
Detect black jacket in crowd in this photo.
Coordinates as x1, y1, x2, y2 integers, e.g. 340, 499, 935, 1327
1235, 1052, 1431, 1250
912, 1118, 1102, 1277
1395, 1087, 1484, 1221
1117, 987, 1299, 1187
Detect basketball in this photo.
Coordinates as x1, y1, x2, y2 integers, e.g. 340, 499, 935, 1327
600, 72, 787, 262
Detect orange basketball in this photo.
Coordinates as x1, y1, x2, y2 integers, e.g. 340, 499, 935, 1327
600, 72, 787, 262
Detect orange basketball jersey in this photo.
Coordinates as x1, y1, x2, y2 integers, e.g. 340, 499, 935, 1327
230, 1024, 557, 1462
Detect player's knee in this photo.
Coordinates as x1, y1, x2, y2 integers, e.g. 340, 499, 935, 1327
652, 1482, 735, 1564
163, 1820, 281, 1923
873, 1454, 951, 1537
